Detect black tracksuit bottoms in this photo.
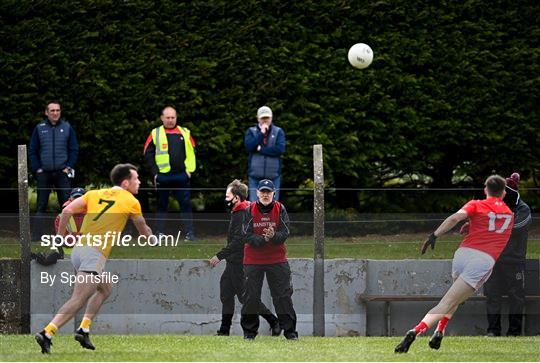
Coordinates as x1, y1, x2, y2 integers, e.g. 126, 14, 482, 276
484, 262, 525, 336
219, 262, 277, 332
241, 262, 297, 338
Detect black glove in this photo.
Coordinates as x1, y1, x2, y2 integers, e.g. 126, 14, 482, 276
34, 251, 61, 266
421, 233, 437, 254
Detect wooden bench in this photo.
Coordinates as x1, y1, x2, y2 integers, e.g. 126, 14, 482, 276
358, 294, 540, 336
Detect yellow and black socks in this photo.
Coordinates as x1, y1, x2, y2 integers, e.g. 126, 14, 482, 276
79, 317, 92, 333
43, 323, 58, 339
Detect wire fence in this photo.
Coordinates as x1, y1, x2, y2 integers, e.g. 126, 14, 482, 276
0, 187, 538, 246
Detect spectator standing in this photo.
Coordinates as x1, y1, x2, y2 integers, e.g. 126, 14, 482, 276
29, 101, 79, 213
209, 179, 280, 336
244, 106, 285, 201
144, 106, 196, 241
484, 172, 532, 336
241, 179, 298, 340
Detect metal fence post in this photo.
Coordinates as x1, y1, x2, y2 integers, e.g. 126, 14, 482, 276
313, 144, 325, 336
18, 145, 31, 333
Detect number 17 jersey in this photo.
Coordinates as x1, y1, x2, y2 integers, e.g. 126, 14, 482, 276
80, 188, 142, 258
459, 197, 514, 260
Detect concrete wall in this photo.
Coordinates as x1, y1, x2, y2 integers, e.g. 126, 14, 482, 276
30, 258, 540, 336
365, 260, 485, 336
365, 259, 540, 336
0, 259, 22, 333
31, 259, 367, 336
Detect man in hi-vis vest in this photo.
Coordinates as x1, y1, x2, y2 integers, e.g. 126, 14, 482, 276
144, 106, 196, 241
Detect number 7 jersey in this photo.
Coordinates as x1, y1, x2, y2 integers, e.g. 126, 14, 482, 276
459, 197, 514, 260
79, 188, 142, 258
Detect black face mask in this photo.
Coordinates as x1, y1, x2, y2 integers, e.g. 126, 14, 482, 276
225, 197, 236, 211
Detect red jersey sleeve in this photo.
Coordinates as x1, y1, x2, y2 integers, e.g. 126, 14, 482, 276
460, 200, 477, 216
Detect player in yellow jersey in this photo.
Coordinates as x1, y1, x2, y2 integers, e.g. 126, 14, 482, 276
35, 164, 152, 354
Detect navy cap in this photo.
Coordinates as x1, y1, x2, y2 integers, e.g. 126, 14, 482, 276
70, 187, 86, 199
257, 179, 275, 192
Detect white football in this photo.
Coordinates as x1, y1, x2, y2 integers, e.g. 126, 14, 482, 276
348, 43, 373, 69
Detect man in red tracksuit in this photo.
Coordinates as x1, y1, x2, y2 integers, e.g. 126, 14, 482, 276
209, 179, 280, 336
241, 179, 298, 340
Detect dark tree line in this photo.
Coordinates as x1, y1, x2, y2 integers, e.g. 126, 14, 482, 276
1, 0, 538, 213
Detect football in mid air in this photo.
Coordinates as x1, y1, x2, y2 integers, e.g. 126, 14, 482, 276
348, 43, 373, 69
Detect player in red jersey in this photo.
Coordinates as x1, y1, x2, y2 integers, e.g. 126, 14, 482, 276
395, 175, 514, 353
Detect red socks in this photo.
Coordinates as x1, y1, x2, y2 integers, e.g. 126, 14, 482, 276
413, 317, 450, 335
413, 321, 428, 335
436, 317, 450, 333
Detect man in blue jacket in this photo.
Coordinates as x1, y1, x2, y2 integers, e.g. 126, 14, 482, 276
29, 101, 79, 214
244, 106, 286, 201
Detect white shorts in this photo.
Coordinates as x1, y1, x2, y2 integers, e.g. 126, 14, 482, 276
452, 247, 495, 290
71, 246, 107, 274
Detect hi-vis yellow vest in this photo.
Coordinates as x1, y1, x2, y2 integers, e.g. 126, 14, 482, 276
151, 125, 196, 173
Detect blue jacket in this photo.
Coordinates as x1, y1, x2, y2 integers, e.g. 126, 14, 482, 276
244, 124, 285, 180
28, 119, 79, 172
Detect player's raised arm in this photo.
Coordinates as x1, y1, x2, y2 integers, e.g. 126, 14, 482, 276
57, 196, 87, 236
434, 210, 469, 237
421, 210, 468, 254
131, 214, 152, 238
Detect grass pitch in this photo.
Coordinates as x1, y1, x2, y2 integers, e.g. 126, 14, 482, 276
2, 234, 540, 260
1, 335, 539, 361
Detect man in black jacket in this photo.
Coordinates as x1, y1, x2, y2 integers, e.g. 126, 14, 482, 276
241, 179, 298, 340
209, 179, 279, 336
484, 173, 532, 336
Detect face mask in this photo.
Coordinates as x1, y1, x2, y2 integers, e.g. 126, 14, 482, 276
225, 197, 236, 211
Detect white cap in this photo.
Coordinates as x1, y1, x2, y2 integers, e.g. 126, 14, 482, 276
257, 106, 273, 118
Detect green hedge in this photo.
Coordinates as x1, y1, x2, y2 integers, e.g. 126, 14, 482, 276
1, 0, 538, 212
